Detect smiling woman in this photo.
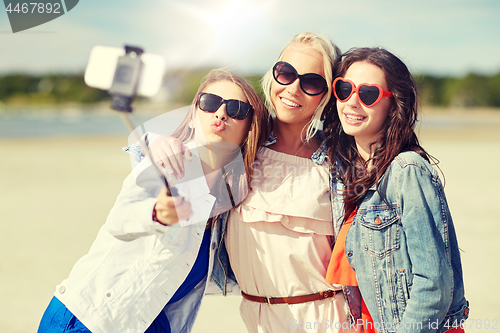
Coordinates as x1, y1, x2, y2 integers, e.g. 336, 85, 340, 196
149, 32, 351, 333
224, 32, 360, 333
324, 47, 469, 333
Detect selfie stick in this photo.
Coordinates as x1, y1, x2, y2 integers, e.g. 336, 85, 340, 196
108, 45, 177, 196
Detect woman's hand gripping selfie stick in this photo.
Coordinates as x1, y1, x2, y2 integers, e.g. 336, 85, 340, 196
117, 112, 178, 197
85, 44, 177, 197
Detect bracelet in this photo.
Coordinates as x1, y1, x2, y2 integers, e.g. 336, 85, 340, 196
152, 203, 168, 226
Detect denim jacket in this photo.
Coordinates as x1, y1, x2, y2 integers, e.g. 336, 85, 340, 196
338, 151, 469, 333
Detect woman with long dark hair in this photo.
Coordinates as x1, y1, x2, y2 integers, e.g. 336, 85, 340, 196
324, 47, 469, 333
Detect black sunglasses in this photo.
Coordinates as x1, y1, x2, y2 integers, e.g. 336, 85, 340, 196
272, 61, 327, 96
197, 92, 253, 120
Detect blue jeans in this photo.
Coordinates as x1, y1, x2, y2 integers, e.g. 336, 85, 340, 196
38, 296, 170, 333
38, 229, 211, 332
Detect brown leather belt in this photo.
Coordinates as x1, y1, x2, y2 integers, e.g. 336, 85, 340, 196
241, 289, 342, 305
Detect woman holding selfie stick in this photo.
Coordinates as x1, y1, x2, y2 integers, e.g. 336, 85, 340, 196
37, 69, 269, 333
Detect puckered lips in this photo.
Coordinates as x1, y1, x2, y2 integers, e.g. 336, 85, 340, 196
211, 119, 226, 132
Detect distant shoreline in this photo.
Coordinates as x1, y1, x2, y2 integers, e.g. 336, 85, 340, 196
0, 101, 185, 116
2, 106, 500, 139
1, 104, 499, 114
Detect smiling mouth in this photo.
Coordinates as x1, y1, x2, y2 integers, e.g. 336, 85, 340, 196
281, 97, 300, 108
345, 114, 366, 121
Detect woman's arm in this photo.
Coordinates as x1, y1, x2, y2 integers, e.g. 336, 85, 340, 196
104, 166, 191, 241
395, 163, 453, 333
106, 139, 192, 241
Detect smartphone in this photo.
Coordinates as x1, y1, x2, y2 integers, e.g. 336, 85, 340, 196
84, 45, 165, 97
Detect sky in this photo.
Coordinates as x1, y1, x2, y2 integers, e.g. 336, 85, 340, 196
0, 0, 499, 77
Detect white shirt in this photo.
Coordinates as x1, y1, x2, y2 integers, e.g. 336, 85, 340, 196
54, 144, 236, 333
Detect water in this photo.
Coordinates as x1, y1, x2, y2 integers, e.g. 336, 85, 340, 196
0, 106, 188, 138
0, 106, 476, 138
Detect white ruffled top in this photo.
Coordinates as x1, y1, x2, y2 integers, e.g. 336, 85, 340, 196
236, 146, 333, 234
226, 147, 350, 333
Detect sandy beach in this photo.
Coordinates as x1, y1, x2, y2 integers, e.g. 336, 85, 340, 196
1, 109, 499, 333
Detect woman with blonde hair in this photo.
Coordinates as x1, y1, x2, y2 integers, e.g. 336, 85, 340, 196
225, 32, 360, 332
153, 32, 363, 332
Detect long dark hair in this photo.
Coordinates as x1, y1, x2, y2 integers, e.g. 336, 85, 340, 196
324, 47, 431, 222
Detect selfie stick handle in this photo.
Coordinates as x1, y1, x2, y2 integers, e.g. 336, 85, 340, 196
109, 45, 176, 196
118, 113, 177, 196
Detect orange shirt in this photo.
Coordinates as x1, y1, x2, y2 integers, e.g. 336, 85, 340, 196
325, 209, 377, 333
326, 210, 465, 333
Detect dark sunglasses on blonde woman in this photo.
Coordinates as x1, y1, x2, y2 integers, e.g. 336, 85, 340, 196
272, 61, 327, 96
197, 92, 253, 120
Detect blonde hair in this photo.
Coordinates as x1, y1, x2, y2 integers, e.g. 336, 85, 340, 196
261, 32, 341, 141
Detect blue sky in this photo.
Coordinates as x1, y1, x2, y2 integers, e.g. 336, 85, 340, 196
1, 0, 499, 76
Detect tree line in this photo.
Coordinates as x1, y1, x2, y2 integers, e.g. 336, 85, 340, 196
415, 72, 500, 108
0, 70, 499, 108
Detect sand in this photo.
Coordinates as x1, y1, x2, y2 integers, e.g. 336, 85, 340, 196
1, 110, 499, 333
